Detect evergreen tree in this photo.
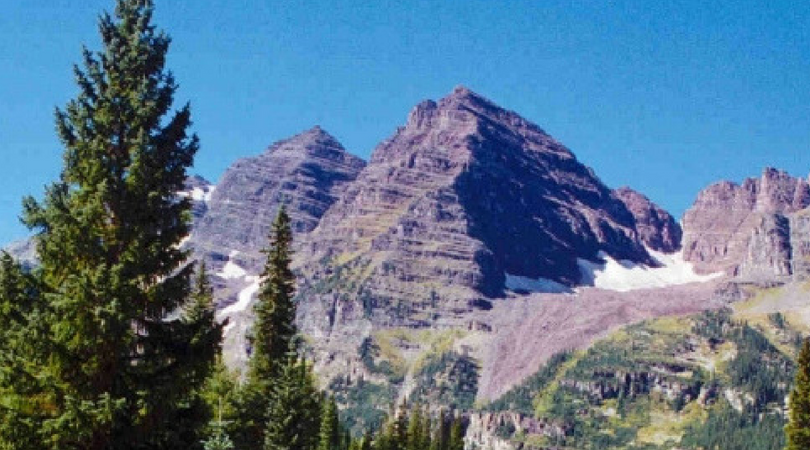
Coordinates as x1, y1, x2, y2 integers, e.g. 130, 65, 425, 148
406, 404, 424, 450
430, 410, 450, 450
448, 416, 465, 450
359, 430, 373, 450
263, 347, 322, 450
251, 205, 297, 379
319, 396, 341, 450
0, 253, 46, 450
787, 339, 810, 450
235, 206, 300, 450
0, 1, 217, 448
202, 397, 235, 450
420, 411, 432, 450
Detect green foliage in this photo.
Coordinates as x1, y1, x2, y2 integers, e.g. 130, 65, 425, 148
236, 207, 303, 450
487, 351, 572, 415
411, 351, 479, 410
483, 309, 795, 450
319, 396, 342, 450
369, 405, 464, 450
250, 206, 297, 380
0, 1, 219, 448
786, 339, 810, 450
329, 376, 395, 435
263, 350, 322, 450
681, 401, 784, 450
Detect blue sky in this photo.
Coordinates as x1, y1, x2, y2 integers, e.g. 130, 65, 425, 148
1, 0, 809, 244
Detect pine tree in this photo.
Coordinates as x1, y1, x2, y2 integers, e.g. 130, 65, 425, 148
235, 206, 300, 450
430, 410, 450, 450
251, 205, 297, 378
263, 347, 322, 450
448, 415, 465, 450
0, 253, 47, 450
319, 396, 341, 450
202, 397, 235, 450
406, 404, 424, 450
787, 339, 810, 450
0, 1, 218, 448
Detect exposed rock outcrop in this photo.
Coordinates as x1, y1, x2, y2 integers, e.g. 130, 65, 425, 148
613, 186, 682, 253
190, 126, 366, 273
297, 87, 657, 334
682, 168, 810, 277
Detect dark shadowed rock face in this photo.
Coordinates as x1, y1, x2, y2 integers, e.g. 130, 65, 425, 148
613, 187, 682, 253
190, 126, 366, 272
296, 86, 656, 337
682, 167, 810, 277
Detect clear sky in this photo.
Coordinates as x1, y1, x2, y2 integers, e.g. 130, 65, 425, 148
1, 0, 809, 244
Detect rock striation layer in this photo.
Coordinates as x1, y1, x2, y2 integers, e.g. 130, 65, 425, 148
613, 187, 682, 253
190, 126, 366, 272
293, 87, 675, 373
682, 167, 810, 280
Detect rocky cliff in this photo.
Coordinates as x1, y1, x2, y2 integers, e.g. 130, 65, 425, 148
296, 87, 662, 334
190, 126, 366, 273
681, 167, 810, 281
613, 186, 682, 253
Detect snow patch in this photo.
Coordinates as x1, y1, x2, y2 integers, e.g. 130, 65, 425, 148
220, 276, 261, 316
505, 273, 571, 294
217, 251, 247, 279
177, 184, 216, 203
577, 248, 722, 292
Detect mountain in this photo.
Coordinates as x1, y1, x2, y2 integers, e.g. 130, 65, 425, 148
682, 167, 810, 281
190, 126, 366, 273
5, 85, 805, 448
613, 186, 682, 253
187, 126, 365, 368
296, 87, 672, 332
260, 87, 723, 430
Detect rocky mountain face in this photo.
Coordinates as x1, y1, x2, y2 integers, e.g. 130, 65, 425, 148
295, 87, 670, 336
10, 86, 805, 446
184, 127, 365, 368
181, 174, 216, 221
613, 187, 682, 253
190, 126, 366, 273
681, 167, 810, 281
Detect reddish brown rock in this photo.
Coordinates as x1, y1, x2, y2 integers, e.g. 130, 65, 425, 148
613, 187, 682, 253
296, 86, 658, 334
681, 167, 810, 275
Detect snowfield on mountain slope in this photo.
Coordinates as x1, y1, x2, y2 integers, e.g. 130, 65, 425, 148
504, 248, 722, 294
577, 248, 723, 292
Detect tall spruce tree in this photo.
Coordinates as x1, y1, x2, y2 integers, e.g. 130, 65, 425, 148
263, 347, 322, 450
251, 205, 297, 379
787, 339, 810, 450
0, 253, 46, 450
319, 396, 341, 450
0, 1, 218, 448
236, 206, 300, 450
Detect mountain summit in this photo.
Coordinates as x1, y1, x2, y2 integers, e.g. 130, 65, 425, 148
190, 126, 366, 272
296, 87, 675, 335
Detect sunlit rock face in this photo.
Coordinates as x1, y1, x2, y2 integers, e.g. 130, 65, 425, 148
681, 167, 810, 279
293, 86, 680, 354
190, 126, 366, 273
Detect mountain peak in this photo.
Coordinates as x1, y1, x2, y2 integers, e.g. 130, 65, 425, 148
265, 125, 346, 158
